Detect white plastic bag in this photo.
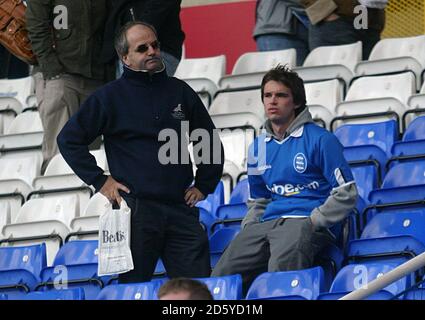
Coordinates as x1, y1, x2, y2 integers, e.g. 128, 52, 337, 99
98, 199, 134, 276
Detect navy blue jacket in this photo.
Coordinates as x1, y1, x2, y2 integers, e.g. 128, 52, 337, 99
57, 67, 224, 203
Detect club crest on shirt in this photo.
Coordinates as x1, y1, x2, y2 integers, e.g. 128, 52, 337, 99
293, 153, 307, 173
171, 104, 185, 120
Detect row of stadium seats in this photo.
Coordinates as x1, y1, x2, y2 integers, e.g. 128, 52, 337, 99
1, 240, 424, 300
175, 35, 425, 107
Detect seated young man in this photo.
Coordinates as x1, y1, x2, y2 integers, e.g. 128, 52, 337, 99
211, 65, 358, 292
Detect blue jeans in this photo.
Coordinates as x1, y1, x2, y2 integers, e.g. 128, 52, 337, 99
309, 17, 381, 60
256, 20, 309, 66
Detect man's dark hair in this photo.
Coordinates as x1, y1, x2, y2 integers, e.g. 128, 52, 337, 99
114, 21, 158, 58
261, 64, 307, 108
157, 278, 214, 300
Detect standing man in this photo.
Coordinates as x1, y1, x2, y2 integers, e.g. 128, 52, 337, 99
101, 0, 185, 76
26, 0, 109, 173
300, 0, 387, 59
254, 0, 310, 66
57, 22, 224, 283
211, 65, 357, 292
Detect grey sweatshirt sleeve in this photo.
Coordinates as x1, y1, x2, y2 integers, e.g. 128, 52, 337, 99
241, 197, 271, 229
310, 181, 358, 229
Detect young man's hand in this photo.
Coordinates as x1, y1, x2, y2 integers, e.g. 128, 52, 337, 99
100, 176, 130, 205
184, 187, 205, 207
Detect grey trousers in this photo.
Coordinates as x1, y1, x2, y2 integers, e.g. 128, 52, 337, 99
34, 72, 104, 173
211, 217, 335, 293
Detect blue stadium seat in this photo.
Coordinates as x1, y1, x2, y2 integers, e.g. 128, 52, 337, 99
381, 160, 425, 188
334, 120, 398, 157
209, 228, 240, 269
318, 260, 410, 300
195, 274, 243, 300
196, 181, 224, 218
351, 165, 378, 203
96, 279, 166, 300
318, 290, 394, 300
0, 244, 46, 299
391, 139, 425, 164
344, 145, 388, 186
245, 267, 325, 300
0, 294, 7, 300
348, 211, 425, 262
404, 289, 425, 300
364, 184, 425, 224
22, 288, 85, 300
228, 179, 249, 204
403, 116, 425, 141
197, 181, 224, 235
315, 244, 344, 290
212, 179, 249, 232
37, 240, 112, 300
199, 208, 216, 237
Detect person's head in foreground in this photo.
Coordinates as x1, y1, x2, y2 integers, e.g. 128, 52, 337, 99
158, 278, 214, 300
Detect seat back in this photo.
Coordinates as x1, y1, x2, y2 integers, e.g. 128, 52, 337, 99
346, 73, 415, 105
96, 280, 165, 300
196, 274, 243, 300
14, 195, 79, 227
0, 243, 46, 276
350, 165, 378, 202
330, 261, 409, 296
45, 149, 108, 176
303, 41, 362, 72
382, 160, 425, 188
209, 89, 264, 120
0, 76, 34, 111
232, 49, 296, 75
174, 55, 226, 85
403, 115, 425, 141
82, 193, 110, 217
245, 267, 325, 300
335, 120, 398, 157
361, 211, 425, 247
220, 129, 255, 173
0, 152, 41, 186
5, 111, 43, 135
305, 79, 342, 114
196, 181, 224, 217
229, 179, 249, 204
53, 240, 98, 266
368, 35, 425, 67
23, 287, 85, 300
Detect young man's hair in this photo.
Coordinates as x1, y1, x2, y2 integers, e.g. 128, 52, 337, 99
114, 21, 158, 59
157, 278, 214, 300
261, 64, 307, 108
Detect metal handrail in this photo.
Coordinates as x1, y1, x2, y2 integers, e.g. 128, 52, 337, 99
340, 252, 425, 300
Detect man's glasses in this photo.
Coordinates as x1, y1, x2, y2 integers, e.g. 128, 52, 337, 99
135, 40, 160, 53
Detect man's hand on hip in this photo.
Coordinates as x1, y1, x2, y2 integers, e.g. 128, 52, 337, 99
100, 176, 130, 205
184, 187, 205, 207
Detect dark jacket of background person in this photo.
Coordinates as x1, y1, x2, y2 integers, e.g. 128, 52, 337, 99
301, 0, 385, 31
101, 0, 185, 64
253, 0, 306, 38
26, 0, 108, 80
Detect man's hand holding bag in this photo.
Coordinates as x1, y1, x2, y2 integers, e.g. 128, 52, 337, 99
98, 198, 134, 276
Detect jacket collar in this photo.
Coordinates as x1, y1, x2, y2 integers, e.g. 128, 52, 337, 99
122, 63, 168, 85
263, 106, 314, 142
